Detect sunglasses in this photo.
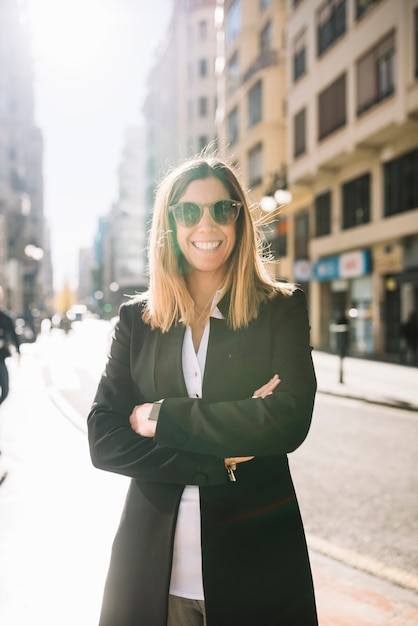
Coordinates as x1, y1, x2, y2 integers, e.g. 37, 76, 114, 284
169, 199, 242, 227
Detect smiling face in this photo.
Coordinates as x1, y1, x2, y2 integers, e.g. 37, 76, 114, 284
174, 177, 238, 283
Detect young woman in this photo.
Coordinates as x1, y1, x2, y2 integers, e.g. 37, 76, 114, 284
88, 156, 318, 625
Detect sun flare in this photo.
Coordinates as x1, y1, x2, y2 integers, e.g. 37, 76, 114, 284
26, 0, 115, 75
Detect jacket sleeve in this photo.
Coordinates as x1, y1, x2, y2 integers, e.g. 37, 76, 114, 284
155, 289, 317, 458
87, 302, 226, 485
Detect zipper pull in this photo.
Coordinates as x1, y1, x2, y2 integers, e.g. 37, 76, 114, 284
227, 467, 236, 482
225, 458, 237, 482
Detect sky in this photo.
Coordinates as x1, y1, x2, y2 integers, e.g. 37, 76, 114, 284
24, 0, 172, 292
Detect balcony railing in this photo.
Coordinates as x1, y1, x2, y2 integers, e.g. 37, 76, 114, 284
242, 49, 278, 84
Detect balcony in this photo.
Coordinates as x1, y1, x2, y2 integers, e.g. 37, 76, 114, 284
242, 49, 278, 85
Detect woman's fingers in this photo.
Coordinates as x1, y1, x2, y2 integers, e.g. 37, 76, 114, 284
252, 374, 281, 398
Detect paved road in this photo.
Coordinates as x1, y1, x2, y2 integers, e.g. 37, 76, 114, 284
290, 392, 418, 577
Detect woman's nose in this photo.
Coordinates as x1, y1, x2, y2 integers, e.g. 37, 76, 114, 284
198, 206, 216, 227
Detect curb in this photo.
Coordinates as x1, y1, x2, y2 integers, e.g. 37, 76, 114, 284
317, 388, 418, 413
307, 534, 418, 594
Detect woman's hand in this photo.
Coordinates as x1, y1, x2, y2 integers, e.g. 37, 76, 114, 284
224, 374, 281, 468
252, 373, 280, 399
129, 403, 156, 438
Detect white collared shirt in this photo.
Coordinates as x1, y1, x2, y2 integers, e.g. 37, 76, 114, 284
169, 302, 224, 600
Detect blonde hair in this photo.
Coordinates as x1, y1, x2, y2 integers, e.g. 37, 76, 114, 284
142, 155, 290, 331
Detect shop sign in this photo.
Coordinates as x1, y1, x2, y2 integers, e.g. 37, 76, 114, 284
313, 256, 339, 281
313, 250, 370, 281
294, 259, 312, 281
339, 250, 370, 278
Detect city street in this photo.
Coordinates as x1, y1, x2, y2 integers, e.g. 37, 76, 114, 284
0, 320, 417, 625
290, 393, 418, 576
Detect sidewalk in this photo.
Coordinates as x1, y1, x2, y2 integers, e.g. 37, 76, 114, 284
310, 350, 418, 624
312, 350, 418, 412
0, 348, 417, 625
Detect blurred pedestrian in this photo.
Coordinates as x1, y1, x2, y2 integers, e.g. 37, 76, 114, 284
88, 155, 318, 625
0, 287, 20, 405
0, 286, 20, 486
401, 310, 418, 365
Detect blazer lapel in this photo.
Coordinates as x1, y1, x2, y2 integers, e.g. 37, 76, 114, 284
203, 317, 244, 401
154, 324, 188, 398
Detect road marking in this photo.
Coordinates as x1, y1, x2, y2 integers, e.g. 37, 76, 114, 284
307, 533, 418, 593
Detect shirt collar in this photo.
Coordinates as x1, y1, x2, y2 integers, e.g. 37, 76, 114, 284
211, 290, 224, 320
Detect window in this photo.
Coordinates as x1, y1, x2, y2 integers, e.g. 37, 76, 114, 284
248, 143, 263, 187
356, 0, 381, 21
357, 31, 395, 115
227, 107, 239, 145
199, 59, 208, 77
342, 173, 371, 229
259, 21, 272, 56
226, 52, 240, 95
293, 28, 306, 82
294, 212, 310, 259
294, 108, 306, 157
318, 73, 346, 140
10, 168, 25, 192
384, 148, 418, 217
198, 97, 208, 117
225, 0, 242, 46
198, 19, 207, 39
315, 191, 331, 236
270, 217, 288, 258
248, 80, 262, 128
317, 0, 346, 57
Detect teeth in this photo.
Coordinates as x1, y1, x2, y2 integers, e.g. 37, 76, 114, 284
193, 241, 221, 251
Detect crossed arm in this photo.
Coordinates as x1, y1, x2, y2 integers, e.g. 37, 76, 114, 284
129, 374, 281, 466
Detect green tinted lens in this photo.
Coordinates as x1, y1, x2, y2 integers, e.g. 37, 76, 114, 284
175, 202, 202, 227
212, 200, 240, 224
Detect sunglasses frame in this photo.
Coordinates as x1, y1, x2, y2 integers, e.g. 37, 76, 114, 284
169, 199, 242, 228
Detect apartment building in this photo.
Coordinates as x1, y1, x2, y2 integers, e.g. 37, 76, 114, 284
143, 0, 219, 214
0, 0, 51, 318
95, 126, 148, 315
286, 0, 418, 360
218, 0, 291, 278
139, 0, 417, 361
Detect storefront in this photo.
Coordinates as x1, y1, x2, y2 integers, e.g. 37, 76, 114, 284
298, 249, 372, 355
373, 237, 418, 361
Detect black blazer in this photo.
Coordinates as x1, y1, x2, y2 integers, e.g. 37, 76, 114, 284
88, 288, 318, 626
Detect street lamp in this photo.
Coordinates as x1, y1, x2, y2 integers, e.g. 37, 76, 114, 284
259, 166, 292, 220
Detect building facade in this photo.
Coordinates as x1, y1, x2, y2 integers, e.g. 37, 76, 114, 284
143, 0, 219, 214
0, 0, 51, 324
87, 126, 149, 317
218, 0, 290, 279
137, 0, 418, 361
286, 0, 418, 360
